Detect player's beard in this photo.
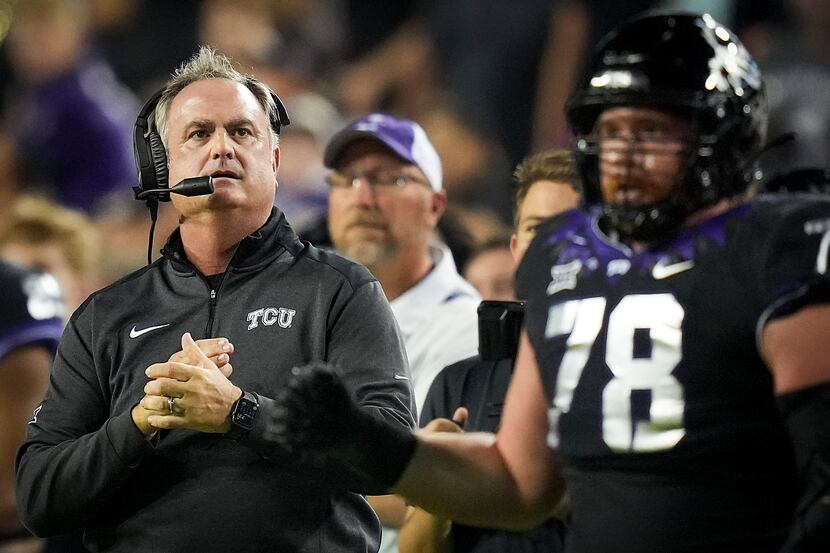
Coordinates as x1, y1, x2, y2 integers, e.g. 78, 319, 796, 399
600, 148, 686, 207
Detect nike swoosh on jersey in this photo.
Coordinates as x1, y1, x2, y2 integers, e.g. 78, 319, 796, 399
129, 323, 171, 338
652, 260, 695, 280
393, 374, 409, 380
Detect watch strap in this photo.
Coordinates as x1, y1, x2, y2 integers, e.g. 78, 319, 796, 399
225, 390, 258, 441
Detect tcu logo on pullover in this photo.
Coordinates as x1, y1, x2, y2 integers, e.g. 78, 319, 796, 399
247, 307, 296, 330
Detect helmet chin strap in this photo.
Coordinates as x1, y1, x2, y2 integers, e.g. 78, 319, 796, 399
600, 198, 688, 244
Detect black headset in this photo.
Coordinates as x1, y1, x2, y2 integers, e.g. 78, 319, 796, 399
132, 83, 290, 202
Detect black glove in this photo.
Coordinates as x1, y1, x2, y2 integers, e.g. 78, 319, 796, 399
269, 361, 417, 489
777, 383, 830, 552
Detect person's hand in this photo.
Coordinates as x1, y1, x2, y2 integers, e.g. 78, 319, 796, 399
168, 336, 234, 378
142, 332, 242, 433
268, 361, 353, 453
268, 361, 417, 489
131, 403, 159, 437
421, 407, 468, 435
131, 336, 235, 437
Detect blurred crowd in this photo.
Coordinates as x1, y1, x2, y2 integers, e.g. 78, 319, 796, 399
0, 0, 826, 293
0, 2, 829, 552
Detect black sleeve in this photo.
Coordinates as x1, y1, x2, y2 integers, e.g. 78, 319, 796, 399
15, 306, 155, 537
326, 280, 414, 431
753, 197, 830, 326
777, 383, 830, 552
239, 279, 415, 492
751, 197, 830, 550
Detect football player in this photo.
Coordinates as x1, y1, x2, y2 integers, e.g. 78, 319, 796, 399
0, 260, 63, 549
270, 12, 830, 552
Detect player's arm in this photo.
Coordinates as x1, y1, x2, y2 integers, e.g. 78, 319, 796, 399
269, 331, 563, 528
393, 332, 565, 529
366, 495, 408, 528
763, 303, 830, 393
0, 345, 51, 541
762, 303, 830, 551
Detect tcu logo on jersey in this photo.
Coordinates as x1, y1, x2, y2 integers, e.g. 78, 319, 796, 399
247, 307, 296, 330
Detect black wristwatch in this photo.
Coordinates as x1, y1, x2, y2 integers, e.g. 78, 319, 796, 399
226, 390, 259, 441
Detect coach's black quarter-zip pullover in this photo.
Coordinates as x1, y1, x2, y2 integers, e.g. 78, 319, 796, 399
16, 208, 414, 552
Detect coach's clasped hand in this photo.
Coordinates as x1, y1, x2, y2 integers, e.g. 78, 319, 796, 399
132, 332, 241, 436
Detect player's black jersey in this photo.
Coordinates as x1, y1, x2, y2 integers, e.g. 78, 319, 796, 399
0, 260, 64, 359
516, 194, 830, 553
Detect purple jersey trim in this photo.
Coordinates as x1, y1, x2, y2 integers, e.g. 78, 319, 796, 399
546, 204, 753, 279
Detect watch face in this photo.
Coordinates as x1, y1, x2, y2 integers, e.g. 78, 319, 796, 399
233, 396, 258, 430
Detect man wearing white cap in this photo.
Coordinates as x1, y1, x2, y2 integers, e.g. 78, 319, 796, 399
325, 113, 480, 552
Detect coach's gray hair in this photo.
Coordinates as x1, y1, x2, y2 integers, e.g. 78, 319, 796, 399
154, 46, 279, 149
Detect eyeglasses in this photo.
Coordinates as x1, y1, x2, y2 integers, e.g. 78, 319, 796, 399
325, 169, 428, 190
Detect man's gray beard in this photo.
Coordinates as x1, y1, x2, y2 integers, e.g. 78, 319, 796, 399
341, 241, 394, 270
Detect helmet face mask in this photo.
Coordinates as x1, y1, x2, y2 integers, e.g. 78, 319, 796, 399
567, 11, 768, 242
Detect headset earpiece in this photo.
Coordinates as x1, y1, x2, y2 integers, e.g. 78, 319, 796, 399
271, 90, 290, 133
133, 89, 169, 201
147, 131, 169, 192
